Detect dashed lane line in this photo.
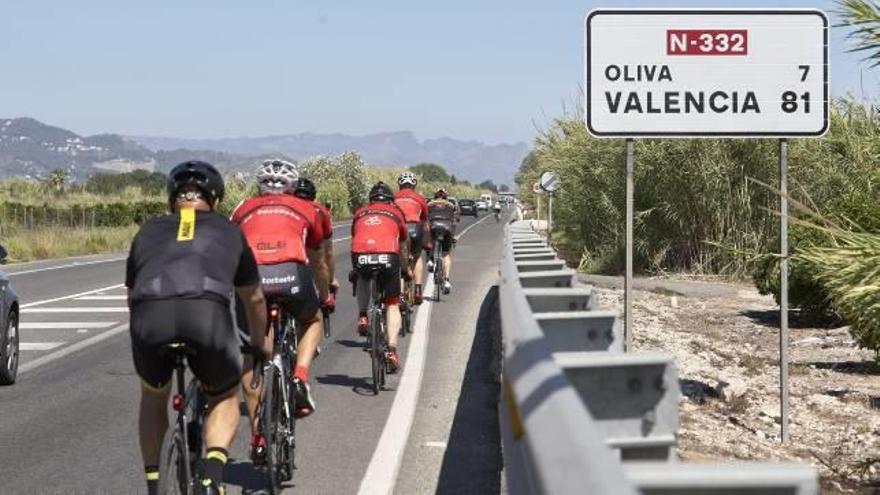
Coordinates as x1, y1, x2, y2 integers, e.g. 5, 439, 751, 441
20, 322, 118, 329
21, 307, 128, 314
19, 323, 129, 374
20, 342, 64, 351
76, 295, 128, 301
20, 284, 125, 309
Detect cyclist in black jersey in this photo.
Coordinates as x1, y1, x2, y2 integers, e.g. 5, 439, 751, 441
126, 160, 270, 495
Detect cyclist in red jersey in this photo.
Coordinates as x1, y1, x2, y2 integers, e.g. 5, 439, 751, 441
350, 182, 412, 371
393, 172, 430, 304
293, 177, 339, 307
230, 159, 330, 462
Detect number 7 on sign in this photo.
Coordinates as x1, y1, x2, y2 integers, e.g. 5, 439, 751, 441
799, 65, 810, 82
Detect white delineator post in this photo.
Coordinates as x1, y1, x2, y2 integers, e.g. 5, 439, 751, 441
779, 138, 790, 443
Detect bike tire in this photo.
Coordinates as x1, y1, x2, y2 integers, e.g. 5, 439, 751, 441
278, 324, 297, 482
323, 309, 331, 339
262, 363, 280, 494
158, 427, 191, 495
369, 279, 382, 395
433, 247, 443, 302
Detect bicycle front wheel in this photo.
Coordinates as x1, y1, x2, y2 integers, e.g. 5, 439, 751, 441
158, 427, 191, 495
433, 247, 443, 302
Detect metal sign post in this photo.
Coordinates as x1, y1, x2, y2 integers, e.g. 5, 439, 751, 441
625, 139, 635, 352
539, 171, 561, 243
779, 139, 790, 443
533, 182, 542, 225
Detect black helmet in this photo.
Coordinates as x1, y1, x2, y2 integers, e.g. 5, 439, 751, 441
293, 177, 317, 201
166, 160, 225, 204
368, 181, 394, 202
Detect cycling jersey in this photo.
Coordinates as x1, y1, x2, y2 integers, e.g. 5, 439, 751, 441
126, 210, 260, 306
351, 202, 408, 254
313, 201, 333, 240
231, 194, 322, 265
427, 199, 457, 223
394, 188, 428, 224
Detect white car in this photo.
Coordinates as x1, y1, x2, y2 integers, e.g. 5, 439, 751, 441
475, 200, 488, 211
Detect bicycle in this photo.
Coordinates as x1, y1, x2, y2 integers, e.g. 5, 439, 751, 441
399, 278, 413, 337
354, 262, 390, 395
157, 343, 261, 495
430, 232, 446, 302
257, 302, 299, 493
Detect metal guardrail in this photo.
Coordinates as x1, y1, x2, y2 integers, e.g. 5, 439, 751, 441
499, 221, 818, 495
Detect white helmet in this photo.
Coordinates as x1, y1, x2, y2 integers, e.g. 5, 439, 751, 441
398, 172, 417, 187
256, 159, 298, 195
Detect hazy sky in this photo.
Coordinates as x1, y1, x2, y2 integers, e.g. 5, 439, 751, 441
1, 0, 875, 145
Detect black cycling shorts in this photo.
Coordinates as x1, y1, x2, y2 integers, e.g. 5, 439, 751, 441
130, 299, 242, 395
406, 222, 424, 256
430, 221, 455, 253
351, 252, 401, 304
236, 262, 320, 341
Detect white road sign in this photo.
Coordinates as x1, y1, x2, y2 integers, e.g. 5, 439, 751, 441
540, 171, 560, 192
585, 10, 828, 137
533, 182, 542, 194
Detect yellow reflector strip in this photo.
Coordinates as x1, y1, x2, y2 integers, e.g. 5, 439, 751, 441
503, 377, 524, 440
177, 207, 196, 241
146, 471, 159, 481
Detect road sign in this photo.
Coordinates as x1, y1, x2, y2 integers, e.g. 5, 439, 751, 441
585, 10, 828, 137
540, 171, 560, 192
533, 182, 542, 194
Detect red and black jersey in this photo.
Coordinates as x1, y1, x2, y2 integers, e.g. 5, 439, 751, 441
231, 194, 322, 265
351, 202, 408, 254
394, 188, 428, 224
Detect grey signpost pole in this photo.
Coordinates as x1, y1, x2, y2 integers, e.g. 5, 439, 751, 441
625, 138, 635, 352
779, 139, 790, 443
547, 192, 553, 243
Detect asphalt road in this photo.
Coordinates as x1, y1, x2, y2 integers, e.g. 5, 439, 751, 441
0, 213, 505, 494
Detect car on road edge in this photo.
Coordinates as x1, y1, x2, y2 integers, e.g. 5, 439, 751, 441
0, 245, 20, 385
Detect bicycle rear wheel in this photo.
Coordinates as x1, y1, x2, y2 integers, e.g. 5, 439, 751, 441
368, 280, 383, 395
433, 246, 443, 302
261, 363, 281, 494
323, 309, 331, 339
158, 427, 191, 495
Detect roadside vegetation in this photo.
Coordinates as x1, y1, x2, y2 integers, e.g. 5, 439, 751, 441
0, 152, 490, 263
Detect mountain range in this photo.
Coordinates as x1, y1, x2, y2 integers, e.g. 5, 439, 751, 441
0, 117, 528, 185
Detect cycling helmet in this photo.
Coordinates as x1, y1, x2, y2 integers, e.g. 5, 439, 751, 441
397, 172, 418, 188
256, 159, 298, 195
293, 177, 317, 201
368, 182, 395, 202
166, 160, 225, 205
434, 188, 448, 200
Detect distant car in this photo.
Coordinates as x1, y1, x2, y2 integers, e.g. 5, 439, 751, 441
0, 245, 20, 385
475, 200, 489, 211
458, 199, 478, 216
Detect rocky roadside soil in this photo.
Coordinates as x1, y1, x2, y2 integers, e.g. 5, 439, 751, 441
592, 280, 880, 494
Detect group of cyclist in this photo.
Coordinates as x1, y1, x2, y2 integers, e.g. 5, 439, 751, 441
125, 159, 461, 494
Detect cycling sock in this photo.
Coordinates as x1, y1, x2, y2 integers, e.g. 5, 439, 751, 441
145, 465, 159, 495
294, 365, 309, 383
202, 447, 228, 488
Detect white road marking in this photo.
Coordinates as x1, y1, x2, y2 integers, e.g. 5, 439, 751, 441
424, 441, 447, 449
455, 213, 493, 241
77, 329, 89, 334
333, 236, 352, 243
21, 307, 128, 314
76, 295, 128, 301
20, 342, 64, 351
20, 322, 118, 329
358, 212, 490, 495
19, 323, 128, 374
21, 284, 125, 308
7, 257, 126, 277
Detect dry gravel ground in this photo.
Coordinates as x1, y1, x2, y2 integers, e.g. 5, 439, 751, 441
587, 277, 880, 494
